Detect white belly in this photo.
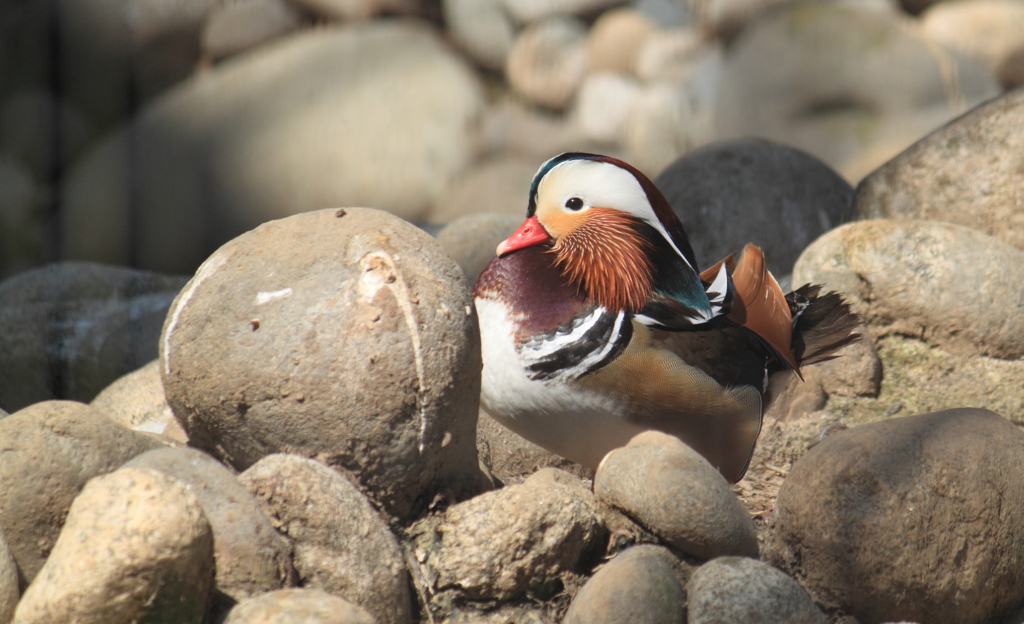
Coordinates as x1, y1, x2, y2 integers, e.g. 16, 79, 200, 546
475, 297, 646, 469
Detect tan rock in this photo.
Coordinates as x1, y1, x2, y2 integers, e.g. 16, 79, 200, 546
506, 17, 589, 110
91, 359, 188, 442
586, 8, 657, 75
224, 589, 376, 624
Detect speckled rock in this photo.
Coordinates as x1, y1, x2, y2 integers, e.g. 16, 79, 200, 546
201, 0, 300, 61
921, 0, 1024, 90
161, 208, 482, 519
436, 214, 523, 287
792, 220, 1024, 359
767, 409, 1024, 624
0, 400, 164, 586
414, 468, 605, 600
0, 261, 188, 411
224, 589, 377, 624
854, 88, 1024, 252
688, 557, 827, 624
563, 545, 689, 624
12, 467, 214, 624
506, 17, 589, 110
594, 431, 758, 560
427, 157, 536, 224
654, 139, 854, 277
572, 73, 642, 145
91, 360, 188, 442
124, 447, 295, 603
239, 454, 411, 624
0, 528, 16, 624
444, 0, 515, 70
586, 8, 657, 75
476, 410, 590, 484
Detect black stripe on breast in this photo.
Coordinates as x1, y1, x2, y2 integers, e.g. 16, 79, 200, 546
524, 310, 633, 381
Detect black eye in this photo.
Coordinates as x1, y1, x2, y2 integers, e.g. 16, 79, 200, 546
565, 197, 584, 211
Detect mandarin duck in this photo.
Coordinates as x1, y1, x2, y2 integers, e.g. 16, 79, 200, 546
472, 152, 860, 483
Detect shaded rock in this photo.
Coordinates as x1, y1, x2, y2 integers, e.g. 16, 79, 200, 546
792, 220, 1024, 359
91, 359, 188, 442
0, 156, 42, 280
654, 138, 854, 277
161, 208, 482, 519
61, 22, 483, 274
501, 0, 620, 23
0, 90, 92, 181
764, 372, 827, 423
688, 557, 827, 624
0, 261, 188, 411
476, 410, 590, 484
12, 467, 214, 624
594, 431, 758, 560
714, 2, 1000, 170
124, 447, 295, 603
436, 214, 523, 286
563, 544, 688, 624
854, 88, 1024, 252
586, 8, 657, 75
201, 0, 300, 61
414, 467, 605, 600
0, 400, 164, 586
767, 408, 1024, 624
921, 0, 1024, 90
426, 157, 536, 224
239, 454, 411, 624
224, 589, 376, 624
506, 17, 589, 110
444, 0, 515, 70
572, 73, 642, 145
0, 528, 16, 624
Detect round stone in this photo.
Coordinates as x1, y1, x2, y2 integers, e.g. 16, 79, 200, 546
688, 557, 827, 624
224, 589, 376, 624
506, 17, 589, 110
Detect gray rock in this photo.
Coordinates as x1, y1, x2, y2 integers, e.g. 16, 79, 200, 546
688, 557, 827, 624
224, 589, 376, 624
685, 0, 792, 39
436, 214, 524, 287
0, 400, 165, 586
624, 79, 715, 178
586, 8, 657, 75
239, 454, 411, 624
0, 89, 92, 181
572, 73, 642, 145
500, 0, 621, 23
563, 544, 688, 624
476, 410, 590, 484
0, 528, 16, 624
201, 0, 300, 61
594, 431, 758, 560
854, 88, 1024, 252
427, 157, 537, 224
12, 467, 214, 624
506, 17, 589, 111
288, 0, 414, 21
414, 467, 605, 600
654, 138, 853, 277
714, 2, 1000, 170
921, 0, 1024, 90
444, 0, 516, 70
476, 98, 580, 159
60, 22, 483, 274
792, 220, 1024, 360
0, 261, 188, 411
161, 208, 482, 519
632, 28, 707, 83
0, 156, 41, 280
124, 447, 295, 603
91, 359, 188, 442
767, 408, 1024, 624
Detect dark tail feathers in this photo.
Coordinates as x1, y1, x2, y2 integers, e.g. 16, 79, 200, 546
787, 284, 862, 367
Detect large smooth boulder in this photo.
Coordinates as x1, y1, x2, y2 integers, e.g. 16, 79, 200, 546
767, 408, 1024, 624
854, 87, 1024, 252
161, 208, 482, 519
61, 22, 484, 275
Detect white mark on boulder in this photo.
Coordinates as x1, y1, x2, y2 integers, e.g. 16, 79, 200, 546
163, 250, 231, 375
255, 288, 293, 305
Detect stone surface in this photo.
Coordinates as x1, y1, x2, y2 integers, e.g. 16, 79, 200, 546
61, 23, 483, 274
427, 157, 536, 224
500, 0, 621, 23
586, 8, 657, 75
633, 28, 706, 82
444, 0, 515, 70
414, 468, 605, 600
124, 447, 295, 603
0, 90, 92, 181
687, 557, 827, 624
506, 17, 589, 110
921, 0, 1024, 90
594, 431, 758, 560
767, 408, 1024, 624
572, 73, 642, 145
201, 0, 300, 61
0, 400, 164, 586
854, 88, 1024, 252
436, 214, 523, 287
0, 528, 16, 624
91, 359, 188, 442
714, 2, 1000, 170
793, 220, 1024, 360
12, 467, 214, 624
563, 544, 688, 624
654, 138, 854, 277
0, 156, 41, 280
686, 0, 792, 38
624, 79, 714, 177
476, 98, 580, 159
224, 589, 376, 624
161, 208, 482, 519
239, 454, 411, 624
476, 410, 590, 484
284, 0, 414, 21
0, 261, 188, 411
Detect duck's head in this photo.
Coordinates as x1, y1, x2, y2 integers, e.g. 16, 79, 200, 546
497, 152, 706, 316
